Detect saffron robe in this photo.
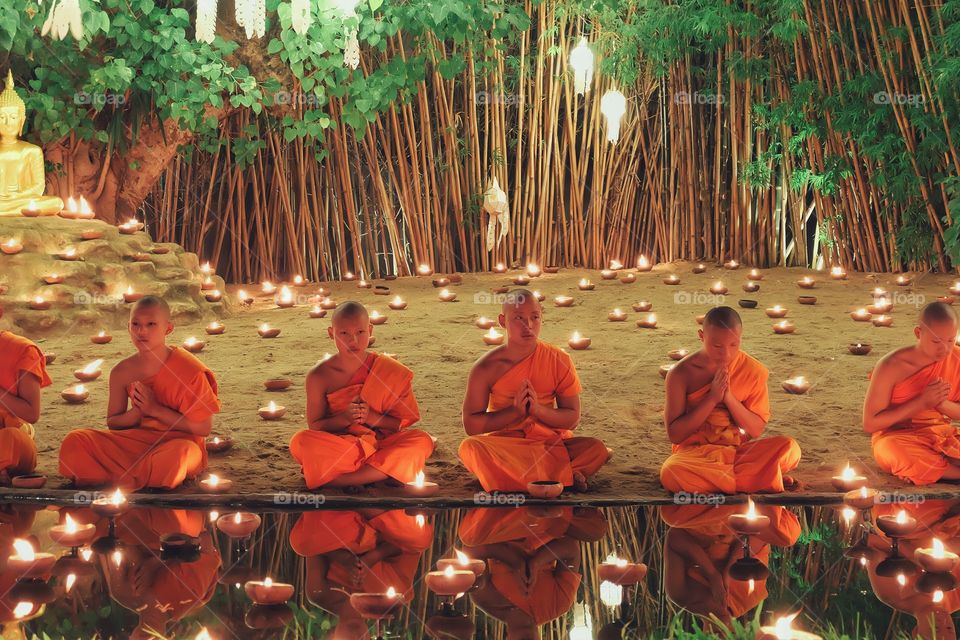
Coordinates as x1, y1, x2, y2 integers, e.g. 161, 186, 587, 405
0, 331, 51, 474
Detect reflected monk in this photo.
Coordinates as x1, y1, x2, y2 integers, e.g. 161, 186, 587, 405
0, 305, 51, 482
459, 289, 609, 492
865, 302, 960, 485
58, 296, 220, 491
660, 306, 801, 494
0, 71, 64, 216
289, 301, 433, 489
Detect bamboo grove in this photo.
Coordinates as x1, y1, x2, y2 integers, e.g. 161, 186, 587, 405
133, 0, 960, 282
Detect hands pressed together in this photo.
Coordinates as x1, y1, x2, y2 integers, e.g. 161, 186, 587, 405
512, 379, 540, 418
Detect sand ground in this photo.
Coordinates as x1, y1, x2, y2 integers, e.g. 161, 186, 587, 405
20, 262, 960, 500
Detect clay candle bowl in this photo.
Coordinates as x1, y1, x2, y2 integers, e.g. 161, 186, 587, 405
636, 314, 657, 329
61, 385, 89, 404
797, 276, 816, 289
7, 540, 56, 579
437, 550, 486, 577
668, 349, 689, 361
91, 330, 112, 344
598, 557, 648, 586
772, 321, 796, 335
608, 308, 627, 322
600, 269, 617, 280
527, 480, 563, 498
258, 324, 281, 338
577, 279, 595, 291
850, 308, 872, 322
843, 486, 878, 510
747, 269, 763, 281
659, 364, 675, 378
369, 311, 388, 326
182, 337, 205, 354
217, 512, 262, 538
739, 300, 758, 309
258, 401, 286, 420
350, 588, 404, 619
309, 306, 326, 319
206, 322, 225, 335
260, 281, 278, 296
743, 282, 760, 293
58, 247, 79, 261
199, 473, 234, 493
950, 281, 960, 296
275, 286, 295, 308
710, 281, 727, 295
896, 275, 912, 286
200, 276, 216, 291
122, 286, 143, 304
832, 464, 868, 491
568, 332, 591, 350
388, 296, 407, 310
526, 263, 542, 278
692, 263, 707, 274
482, 328, 504, 346
204, 290, 223, 303
426, 565, 476, 596
49, 515, 96, 548
915, 539, 959, 573
74, 359, 104, 383
432, 277, 451, 288
554, 296, 575, 308
245, 577, 294, 606
632, 301, 652, 313
11, 473, 46, 489
798, 296, 817, 305
320, 297, 338, 310
475, 316, 496, 330
343, 272, 356, 281
264, 378, 292, 391
868, 300, 893, 314
765, 305, 788, 319
873, 315, 894, 328
91, 489, 128, 518
636, 255, 652, 272
373, 285, 390, 296
236, 289, 254, 305
205, 435, 233, 453
1, 238, 23, 255
620, 273, 637, 284
782, 376, 810, 395
849, 343, 872, 355
405, 471, 439, 497
726, 499, 770, 535
830, 266, 848, 280
492, 286, 509, 295
544, 265, 560, 274
357, 279, 372, 289
438, 289, 457, 302
44, 353, 56, 365
939, 296, 955, 305
877, 510, 918, 538
43, 273, 64, 285
757, 614, 822, 640
663, 274, 681, 285
80, 229, 103, 241
493, 263, 507, 274
27, 295, 50, 311
417, 264, 434, 276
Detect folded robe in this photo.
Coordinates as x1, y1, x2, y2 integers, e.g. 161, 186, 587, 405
458, 340, 609, 491
660, 351, 800, 494
872, 346, 960, 485
0, 331, 51, 474
290, 353, 433, 488
58, 347, 220, 491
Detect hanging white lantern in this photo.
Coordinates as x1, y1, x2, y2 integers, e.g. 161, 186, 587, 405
599, 580, 623, 607
600, 89, 627, 143
235, 0, 265, 38
195, 0, 218, 43
291, 0, 312, 35
483, 177, 510, 251
343, 28, 360, 70
569, 37, 594, 95
41, 0, 84, 41
333, 0, 362, 17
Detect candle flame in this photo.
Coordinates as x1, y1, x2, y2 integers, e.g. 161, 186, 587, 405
64, 514, 77, 533
65, 573, 76, 592
260, 323, 270, 331
185, 337, 198, 346
647, 313, 656, 323
579, 278, 589, 286
195, 629, 212, 640
860, 486, 868, 497
268, 401, 277, 412
896, 509, 907, 524
387, 586, 397, 598
279, 286, 293, 302
294, 275, 304, 285
264, 577, 273, 588
455, 549, 469, 564
748, 578, 755, 594
73, 384, 86, 394
208, 474, 220, 486
831, 266, 843, 275
415, 514, 425, 528
842, 507, 856, 524
933, 589, 944, 603
80, 548, 92, 561
571, 331, 582, 341
638, 255, 649, 268
773, 613, 799, 639
485, 327, 500, 339
234, 512, 242, 524
840, 464, 855, 481
12, 602, 33, 619
610, 259, 623, 269
238, 289, 249, 300
787, 376, 806, 385
371, 311, 380, 319
418, 264, 430, 274
12, 539, 34, 560
112, 550, 122, 567
745, 498, 757, 520
443, 565, 455, 577
414, 470, 425, 487
932, 538, 946, 558
4, 238, 15, 247
392, 296, 403, 304
896, 573, 906, 586
209, 511, 218, 522
613, 308, 622, 315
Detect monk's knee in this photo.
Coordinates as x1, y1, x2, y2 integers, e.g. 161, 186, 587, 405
406, 429, 436, 452
289, 430, 310, 457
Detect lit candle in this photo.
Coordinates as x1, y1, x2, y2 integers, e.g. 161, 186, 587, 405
91, 488, 128, 518
797, 276, 816, 289
200, 262, 213, 276
636, 313, 657, 329
320, 297, 338, 309
709, 281, 727, 295
742, 281, 760, 293
349, 587, 403, 619
597, 553, 647, 586
43, 273, 63, 285
872, 315, 893, 327
772, 320, 796, 334
309, 305, 326, 319
915, 538, 959, 573
245, 576, 295, 606
357, 279, 371, 289
405, 470, 439, 497
29, 295, 50, 311
439, 288, 457, 302
475, 316, 495, 329
668, 348, 688, 360
526, 262, 541, 277
21, 199, 39, 216
765, 305, 788, 318
61, 384, 89, 404
781, 376, 810, 394
437, 550, 486, 577
389, 296, 407, 310
206, 321, 225, 335
261, 280, 277, 296
620, 272, 637, 283
608, 308, 627, 322
850, 308, 872, 321
417, 264, 433, 276
200, 276, 215, 291
482, 327, 504, 345
609, 259, 624, 270
568, 332, 591, 350
600, 268, 617, 280
848, 342, 872, 355
258, 401, 286, 420
276, 285, 295, 308
425, 564, 476, 596
122, 286, 143, 303
633, 300, 652, 312
663, 274, 680, 285
258, 324, 281, 338
216, 512, 262, 538
512, 274, 530, 285
73, 359, 104, 382
843, 486, 877, 510
199, 473, 233, 493
493, 262, 507, 273
531, 290, 545, 301
830, 266, 847, 280
726, 498, 770, 535
205, 434, 233, 453
237, 289, 254, 304
876, 510, 918, 538
896, 275, 911, 286
293, 274, 305, 286
724, 259, 739, 270
577, 278, 595, 291
49, 514, 97, 547
831, 463, 868, 491
692, 263, 706, 274
757, 613, 822, 640
951, 282, 960, 296
183, 337, 206, 353
868, 298, 892, 314
748, 268, 763, 281
369, 310, 388, 325
7, 539, 55, 579
90, 330, 112, 344
637, 255, 652, 272
554, 295, 575, 307
58, 246, 78, 260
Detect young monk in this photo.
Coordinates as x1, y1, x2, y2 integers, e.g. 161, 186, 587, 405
864, 301, 960, 485
0, 305, 51, 482
660, 305, 801, 494
58, 296, 220, 491
459, 289, 609, 492
289, 301, 433, 489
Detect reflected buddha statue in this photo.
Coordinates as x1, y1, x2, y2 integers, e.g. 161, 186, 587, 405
0, 71, 63, 217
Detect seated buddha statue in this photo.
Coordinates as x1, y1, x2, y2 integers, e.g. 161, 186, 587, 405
0, 71, 63, 217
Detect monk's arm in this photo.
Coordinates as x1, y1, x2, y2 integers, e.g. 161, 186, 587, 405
664, 370, 717, 444
935, 399, 960, 420
144, 404, 212, 436
862, 363, 928, 433
530, 537, 580, 573
363, 409, 402, 432
462, 365, 524, 436
529, 393, 580, 430
106, 369, 142, 429
722, 393, 766, 439
305, 370, 352, 432
0, 370, 41, 424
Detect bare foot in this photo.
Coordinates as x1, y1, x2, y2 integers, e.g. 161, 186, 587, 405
572, 472, 589, 492
783, 475, 802, 491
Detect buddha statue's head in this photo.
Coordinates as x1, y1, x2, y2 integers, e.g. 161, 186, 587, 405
0, 71, 26, 141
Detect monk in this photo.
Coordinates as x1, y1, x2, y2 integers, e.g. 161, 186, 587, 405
864, 302, 960, 485
0, 305, 51, 482
660, 306, 801, 494
459, 289, 609, 492
289, 301, 433, 489
58, 296, 220, 491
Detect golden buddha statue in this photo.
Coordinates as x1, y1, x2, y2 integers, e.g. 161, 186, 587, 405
0, 71, 63, 216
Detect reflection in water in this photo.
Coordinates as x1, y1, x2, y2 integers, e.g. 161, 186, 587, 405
0, 500, 955, 637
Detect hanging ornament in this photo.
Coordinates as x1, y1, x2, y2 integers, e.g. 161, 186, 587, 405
235, 0, 265, 39
291, 0, 312, 35
569, 37, 594, 95
600, 89, 627, 143
40, 0, 83, 41
195, 0, 218, 43
482, 177, 510, 251
343, 28, 360, 70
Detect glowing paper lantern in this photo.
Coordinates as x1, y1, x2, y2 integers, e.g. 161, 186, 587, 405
569, 37, 594, 95
600, 89, 627, 143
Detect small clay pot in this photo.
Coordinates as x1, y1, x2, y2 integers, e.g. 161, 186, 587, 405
11, 474, 46, 489
797, 296, 817, 305
527, 480, 563, 499
738, 299, 757, 309
264, 378, 292, 391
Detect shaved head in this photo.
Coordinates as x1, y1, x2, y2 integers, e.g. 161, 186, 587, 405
499, 289, 542, 345
501, 288, 539, 314
131, 295, 170, 319
332, 301, 369, 325
919, 301, 958, 327
703, 306, 742, 331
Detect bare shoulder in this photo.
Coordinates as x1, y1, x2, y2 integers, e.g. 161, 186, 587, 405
306, 358, 335, 387
873, 346, 915, 376
469, 347, 509, 383
109, 354, 139, 382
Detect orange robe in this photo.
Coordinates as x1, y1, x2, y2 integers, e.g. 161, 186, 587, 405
458, 341, 609, 491
289, 353, 433, 488
58, 347, 220, 491
660, 351, 800, 494
871, 346, 960, 485
0, 331, 51, 475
